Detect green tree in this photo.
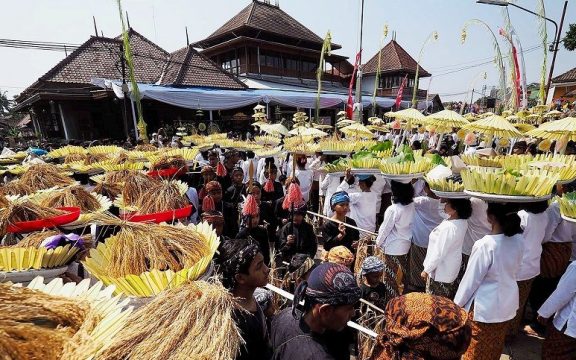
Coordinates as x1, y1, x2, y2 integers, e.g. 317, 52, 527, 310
564, 23, 576, 51
0, 90, 12, 115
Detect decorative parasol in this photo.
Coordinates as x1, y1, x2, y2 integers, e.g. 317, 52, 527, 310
336, 119, 357, 128
388, 108, 426, 124
462, 115, 522, 138
339, 123, 375, 138
545, 110, 563, 118
425, 110, 470, 130
259, 123, 289, 136
526, 117, 576, 141
514, 123, 536, 133
288, 126, 328, 138
367, 125, 390, 133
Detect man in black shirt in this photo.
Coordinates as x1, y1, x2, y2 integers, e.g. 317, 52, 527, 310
271, 262, 361, 360
276, 204, 317, 263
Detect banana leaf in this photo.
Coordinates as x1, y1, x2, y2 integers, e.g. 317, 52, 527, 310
369, 141, 393, 152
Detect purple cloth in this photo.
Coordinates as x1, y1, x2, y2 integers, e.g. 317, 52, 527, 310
41, 233, 84, 250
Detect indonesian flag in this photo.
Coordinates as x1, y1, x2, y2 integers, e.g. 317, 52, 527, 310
395, 75, 408, 109
346, 50, 362, 119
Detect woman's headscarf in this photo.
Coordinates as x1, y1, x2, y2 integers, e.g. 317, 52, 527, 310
330, 191, 350, 209
371, 293, 471, 360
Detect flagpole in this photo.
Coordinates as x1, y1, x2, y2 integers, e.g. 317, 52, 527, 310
354, 0, 365, 122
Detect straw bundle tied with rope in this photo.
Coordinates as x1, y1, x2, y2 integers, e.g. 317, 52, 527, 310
134, 181, 188, 214
64, 153, 109, 165
0, 180, 34, 196
120, 172, 161, 206
93, 182, 122, 200
135, 143, 157, 152
150, 155, 186, 171
0, 201, 64, 234
98, 281, 241, 360
103, 169, 137, 184
40, 186, 101, 212
19, 164, 73, 191
0, 284, 94, 360
101, 222, 210, 277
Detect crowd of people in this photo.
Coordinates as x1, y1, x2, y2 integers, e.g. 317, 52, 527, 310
167, 138, 576, 360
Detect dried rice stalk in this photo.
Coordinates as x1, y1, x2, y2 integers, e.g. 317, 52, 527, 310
0, 284, 91, 360
64, 153, 87, 164
121, 172, 160, 206
98, 281, 241, 360
0, 195, 8, 209
40, 186, 101, 212
0, 180, 34, 196
13, 229, 60, 247
150, 155, 186, 171
93, 182, 122, 200
105, 222, 211, 277
356, 310, 386, 360
19, 164, 73, 191
0, 201, 64, 235
135, 143, 157, 152
134, 181, 188, 214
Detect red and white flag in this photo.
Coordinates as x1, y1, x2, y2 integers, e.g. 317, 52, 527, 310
346, 50, 362, 119
395, 75, 408, 110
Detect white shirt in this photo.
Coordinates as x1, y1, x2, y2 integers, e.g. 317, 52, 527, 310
321, 174, 342, 217
538, 261, 576, 338
337, 180, 378, 232
295, 169, 314, 203
308, 157, 325, 182
376, 202, 416, 255
185, 187, 200, 224
517, 210, 548, 281
463, 198, 491, 256
423, 219, 468, 283
544, 201, 576, 244
412, 196, 444, 248
454, 233, 524, 323
412, 179, 426, 197
370, 175, 387, 213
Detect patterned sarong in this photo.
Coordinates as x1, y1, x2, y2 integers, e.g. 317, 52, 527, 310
540, 242, 572, 278
542, 322, 576, 360
462, 311, 510, 360
508, 278, 534, 336
426, 277, 457, 300
408, 243, 427, 292
383, 254, 409, 295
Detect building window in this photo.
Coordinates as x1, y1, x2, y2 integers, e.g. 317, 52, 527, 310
220, 50, 240, 75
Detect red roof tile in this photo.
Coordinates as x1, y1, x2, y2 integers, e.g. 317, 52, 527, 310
362, 40, 430, 77
161, 46, 246, 89
552, 67, 576, 84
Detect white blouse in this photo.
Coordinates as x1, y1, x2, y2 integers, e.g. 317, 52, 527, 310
544, 201, 576, 244
517, 210, 548, 281
423, 219, 468, 283
337, 180, 378, 232
462, 198, 491, 256
321, 174, 342, 217
376, 202, 415, 255
295, 169, 314, 202
412, 196, 444, 248
454, 233, 524, 323
538, 261, 576, 338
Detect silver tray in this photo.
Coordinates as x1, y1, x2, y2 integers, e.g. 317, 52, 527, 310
464, 190, 552, 203
431, 190, 469, 199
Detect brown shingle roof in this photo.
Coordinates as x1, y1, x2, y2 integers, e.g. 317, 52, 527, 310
362, 40, 430, 77
552, 67, 576, 84
161, 46, 246, 89
194, 0, 340, 50
41, 29, 168, 85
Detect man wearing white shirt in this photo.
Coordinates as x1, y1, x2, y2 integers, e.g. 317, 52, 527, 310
538, 261, 576, 359
241, 151, 259, 183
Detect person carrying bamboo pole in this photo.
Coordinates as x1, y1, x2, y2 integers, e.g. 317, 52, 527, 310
270, 262, 361, 360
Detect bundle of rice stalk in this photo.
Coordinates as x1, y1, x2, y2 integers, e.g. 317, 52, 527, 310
1, 277, 133, 360
461, 168, 558, 197
0, 200, 65, 235
0, 194, 8, 209
19, 164, 74, 191
134, 143, 157, 152
115, 172, 161, 209
47, 145, 87, 159
0, 180, 33, 197
133, 180, 188, 214
38, 186, 105, 212
93, 182, 122, 200
100, 169, 137, 184
379, 160, 432, 175
83, 221, 219, 297
97, 281, 241, 360
460, 155, 501, 168
357, 311, 386, 360
14, 229, 60, 247
64, 153, 88, 164
149, 155, 187, 172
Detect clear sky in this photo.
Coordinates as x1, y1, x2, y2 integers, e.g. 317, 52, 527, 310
1, 0, 574, 103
